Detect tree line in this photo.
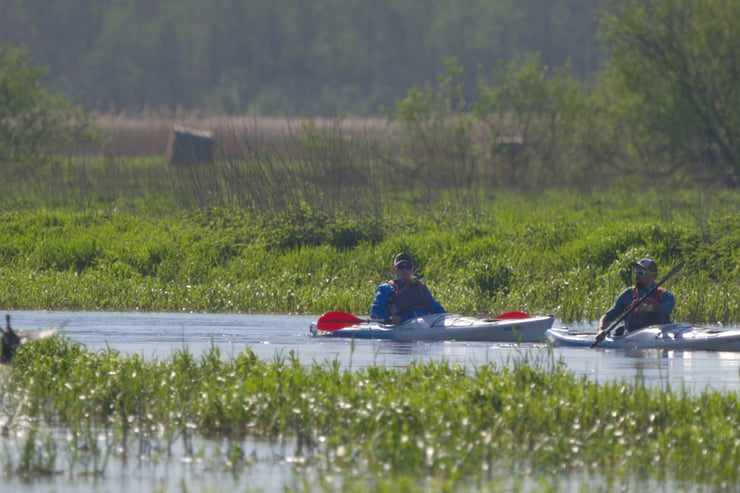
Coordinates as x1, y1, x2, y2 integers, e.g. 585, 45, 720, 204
0, 0, 737, 188
2, 0, 605, 115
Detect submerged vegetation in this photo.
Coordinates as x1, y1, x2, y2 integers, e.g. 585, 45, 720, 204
2, 337, 739, 491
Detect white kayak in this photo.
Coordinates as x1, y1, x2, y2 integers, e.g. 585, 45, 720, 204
310, 313, 555, 342
546, 323, 740, 351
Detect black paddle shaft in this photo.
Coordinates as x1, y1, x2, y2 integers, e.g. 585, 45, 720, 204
591, 261, 685, 348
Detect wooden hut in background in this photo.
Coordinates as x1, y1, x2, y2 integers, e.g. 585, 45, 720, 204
167, 124, 214, 165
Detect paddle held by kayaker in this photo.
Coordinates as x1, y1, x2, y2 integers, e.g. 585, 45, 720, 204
370, 253, 447, 324
597, 258, 676, 338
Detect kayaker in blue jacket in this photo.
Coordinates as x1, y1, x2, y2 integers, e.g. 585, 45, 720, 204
370, 253, 447, 324
597, 258, 676, 337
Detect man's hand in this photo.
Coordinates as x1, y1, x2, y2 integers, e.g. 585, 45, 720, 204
595, 321, 608, 341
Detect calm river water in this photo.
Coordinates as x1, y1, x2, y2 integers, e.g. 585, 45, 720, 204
4, 310, 740, 492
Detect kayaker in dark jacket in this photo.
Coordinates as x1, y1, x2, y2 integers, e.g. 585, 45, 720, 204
597, 258, 676, 337
370, 253, 446, 324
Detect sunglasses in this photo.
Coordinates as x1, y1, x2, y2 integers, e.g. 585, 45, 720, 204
634, 269, 656, 276
396, 263, 413, 270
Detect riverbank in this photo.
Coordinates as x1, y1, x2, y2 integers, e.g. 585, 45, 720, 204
0, 190, 737, 323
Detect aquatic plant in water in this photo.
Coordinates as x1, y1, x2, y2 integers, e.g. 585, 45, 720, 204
1, 336, 739, 491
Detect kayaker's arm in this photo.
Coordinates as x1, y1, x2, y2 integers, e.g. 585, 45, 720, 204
599, 286, 676, 335
370, 283, 395, 321
597, 289, 633, 335
660, 289, 676, 320
599, 301, 653, 336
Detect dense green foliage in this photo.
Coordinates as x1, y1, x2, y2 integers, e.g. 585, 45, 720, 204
0, 190, 737, 323
0, 43, 99, 171
3, 337, 740, 490
388, 4, 740, 189
599, 0, 740, 187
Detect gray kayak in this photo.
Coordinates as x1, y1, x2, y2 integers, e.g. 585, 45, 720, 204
546, 323, 740, 351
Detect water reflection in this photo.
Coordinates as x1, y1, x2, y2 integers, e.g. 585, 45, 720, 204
6, 434, 306, 493
550, 343, 740, 393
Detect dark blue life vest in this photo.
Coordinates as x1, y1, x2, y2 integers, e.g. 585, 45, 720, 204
388, 280, 433, 316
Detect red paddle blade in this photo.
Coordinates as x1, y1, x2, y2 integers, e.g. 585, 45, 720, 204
316, 311, 364, 331
493, 311, 530, 320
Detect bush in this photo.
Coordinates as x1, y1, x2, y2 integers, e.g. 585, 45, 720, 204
0, 43, 100, 175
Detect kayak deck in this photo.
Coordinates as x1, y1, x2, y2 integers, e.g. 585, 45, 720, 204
311, 314, 555, 342
547, 323, 740, 351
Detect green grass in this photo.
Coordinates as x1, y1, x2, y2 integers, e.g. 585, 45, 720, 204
2, 337, 739, 491
0, 189, 738, 323
2, 119, 738, 492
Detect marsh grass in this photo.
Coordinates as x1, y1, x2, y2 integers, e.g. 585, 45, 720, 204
2, 337, 740, 490
86, 114, 392, 158
0, 190, 737, 322
6, 116, 395, 214
0, 116, 738, 321
0, 112, 673, 214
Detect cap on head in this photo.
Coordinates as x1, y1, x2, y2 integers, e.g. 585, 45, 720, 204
630, 258, 658, 275
393, 252, 413, 267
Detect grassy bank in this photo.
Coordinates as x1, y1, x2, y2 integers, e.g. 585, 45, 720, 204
0, 189, 738, 323
2, 337, 738, 491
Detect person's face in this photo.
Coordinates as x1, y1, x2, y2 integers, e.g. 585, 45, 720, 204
634, 267, 657, 285
393, 261, 414, 279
